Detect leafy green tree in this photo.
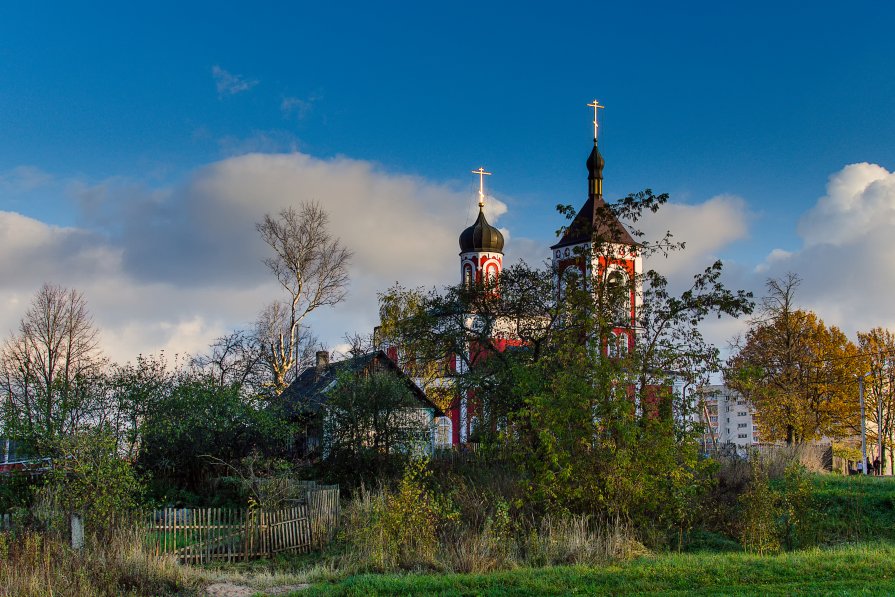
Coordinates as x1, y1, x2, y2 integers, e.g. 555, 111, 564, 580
38, 428, 142, 529
322, 370, 432, 485
379, 190, 752, 538
137, 373, 294, 493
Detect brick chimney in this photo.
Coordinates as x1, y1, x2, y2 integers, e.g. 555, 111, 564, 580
315, 350, 329, 371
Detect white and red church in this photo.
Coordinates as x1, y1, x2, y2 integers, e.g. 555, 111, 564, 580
385, 106, 644, 448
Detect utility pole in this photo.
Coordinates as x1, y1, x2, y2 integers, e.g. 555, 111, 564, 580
859, 372, 870, 475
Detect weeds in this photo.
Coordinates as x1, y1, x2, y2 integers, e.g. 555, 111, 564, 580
0, 526, 201, 597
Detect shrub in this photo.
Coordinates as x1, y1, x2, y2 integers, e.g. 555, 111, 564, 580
738, 458, 781, 554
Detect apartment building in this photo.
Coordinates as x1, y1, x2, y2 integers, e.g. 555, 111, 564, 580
699, 384, 759, 453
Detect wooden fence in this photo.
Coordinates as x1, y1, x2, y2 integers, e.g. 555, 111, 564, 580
147, 506, 312, 563
147, 485, 340, 564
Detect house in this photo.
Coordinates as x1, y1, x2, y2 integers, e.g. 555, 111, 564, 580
279, 350, 444, 458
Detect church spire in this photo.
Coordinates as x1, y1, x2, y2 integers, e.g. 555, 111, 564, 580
586, 100, 605, 198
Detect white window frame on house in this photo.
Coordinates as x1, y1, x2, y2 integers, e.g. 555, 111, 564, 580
435, 416, 452, 448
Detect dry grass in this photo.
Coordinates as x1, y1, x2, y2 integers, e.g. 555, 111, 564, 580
337, 483, 647, 574
0, 526, 203, 597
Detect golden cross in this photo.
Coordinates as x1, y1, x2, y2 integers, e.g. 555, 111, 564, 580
587, 99, 605, 142
471, 167, 492, 208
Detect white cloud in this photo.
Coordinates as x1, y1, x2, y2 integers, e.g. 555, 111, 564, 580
754, 162, 895, 336
211, 65, 259, 97
0, 166, 53, 192
281, 96, 315, 120
639, 194, 750, 278
0, 151, 518, 365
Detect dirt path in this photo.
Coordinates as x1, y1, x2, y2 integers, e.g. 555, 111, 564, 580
205, 581, 310, 596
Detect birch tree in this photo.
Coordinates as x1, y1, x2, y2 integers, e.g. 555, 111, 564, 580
256, 203, 352, 393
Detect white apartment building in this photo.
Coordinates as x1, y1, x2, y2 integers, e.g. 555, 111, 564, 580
699, 385, 759, 453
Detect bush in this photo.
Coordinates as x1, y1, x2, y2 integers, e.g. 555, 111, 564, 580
738, 458, 780, 554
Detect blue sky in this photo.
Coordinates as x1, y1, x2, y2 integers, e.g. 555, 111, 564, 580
2, 1, 895, 360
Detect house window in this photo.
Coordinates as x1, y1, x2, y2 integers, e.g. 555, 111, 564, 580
737, 433, 748, 439
738, 423, 747, 428
737, 411, 747, 417
435, 417, 452, 447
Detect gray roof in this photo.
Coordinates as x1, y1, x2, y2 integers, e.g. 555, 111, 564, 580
279, 350, 444, 416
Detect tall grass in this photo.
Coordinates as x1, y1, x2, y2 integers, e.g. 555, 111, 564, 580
337, 483, 647, 574
0, 525, 201, 597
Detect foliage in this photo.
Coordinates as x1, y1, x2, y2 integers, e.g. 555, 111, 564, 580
0, 527, 200, 597
737, 459, 780, 554
322, 370, 431, 488
342, 459, 455, 570
137, 372, 294, 494
37, 428, 143, 529
727, 274, 860, 443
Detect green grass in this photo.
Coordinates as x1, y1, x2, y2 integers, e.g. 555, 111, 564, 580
301, 542, 895, 596
812, 475, 895, 543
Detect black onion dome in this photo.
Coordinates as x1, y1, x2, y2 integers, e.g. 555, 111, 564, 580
459, 208, 504, 253
586, 143, 605, 179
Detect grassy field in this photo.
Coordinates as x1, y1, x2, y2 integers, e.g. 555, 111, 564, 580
811, 474, 895, 542
292, 475, 895, 596
301, 542, 895, 596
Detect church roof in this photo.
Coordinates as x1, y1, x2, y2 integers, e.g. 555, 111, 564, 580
550, 195, 638, 250
551, 142, 638, 250
459, 207, 505, 254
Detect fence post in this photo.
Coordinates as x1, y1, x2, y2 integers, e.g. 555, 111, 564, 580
71, 513, 84, 550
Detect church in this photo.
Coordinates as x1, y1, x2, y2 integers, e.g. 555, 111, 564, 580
388, 102, 643, 447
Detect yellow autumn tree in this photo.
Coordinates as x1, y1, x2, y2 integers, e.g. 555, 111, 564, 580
727, 274, 860, 444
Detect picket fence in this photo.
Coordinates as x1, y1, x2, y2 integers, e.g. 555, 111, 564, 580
0, 485, 340, 565
148, 485, 340, 564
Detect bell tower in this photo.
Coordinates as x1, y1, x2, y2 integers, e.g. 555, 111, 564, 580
459, 167, 504, 287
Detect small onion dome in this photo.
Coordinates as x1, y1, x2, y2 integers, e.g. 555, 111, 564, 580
586, 143, 605, 180
459, 207, 504, 253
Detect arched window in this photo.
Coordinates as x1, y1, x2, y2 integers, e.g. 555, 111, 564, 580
616, 331, 629, 355
606, 268, 629, 323
435, 416, 452, 447
463, 265, 473, 287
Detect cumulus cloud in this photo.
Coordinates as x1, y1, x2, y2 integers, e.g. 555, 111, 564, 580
0, 152, 519, 364
638, 194, 751, 279
755, 162, 895, 336
211, 65, 259, 97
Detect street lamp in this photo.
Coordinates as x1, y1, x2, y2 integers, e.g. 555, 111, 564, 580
858, 371, 872, 476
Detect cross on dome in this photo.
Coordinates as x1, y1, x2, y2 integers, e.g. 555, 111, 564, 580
587, 99, 605, 143
471, 167, 492, 208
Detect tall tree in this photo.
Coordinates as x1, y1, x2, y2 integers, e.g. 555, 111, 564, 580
727, 274, 859, 444
0, 284, 105, 448
856, 327, 895, 474
256, 203, 352, 393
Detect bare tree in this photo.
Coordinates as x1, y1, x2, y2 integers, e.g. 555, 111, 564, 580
192, 329, 266, 391
256, 203, 352, 393
0, 284, 105, 447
